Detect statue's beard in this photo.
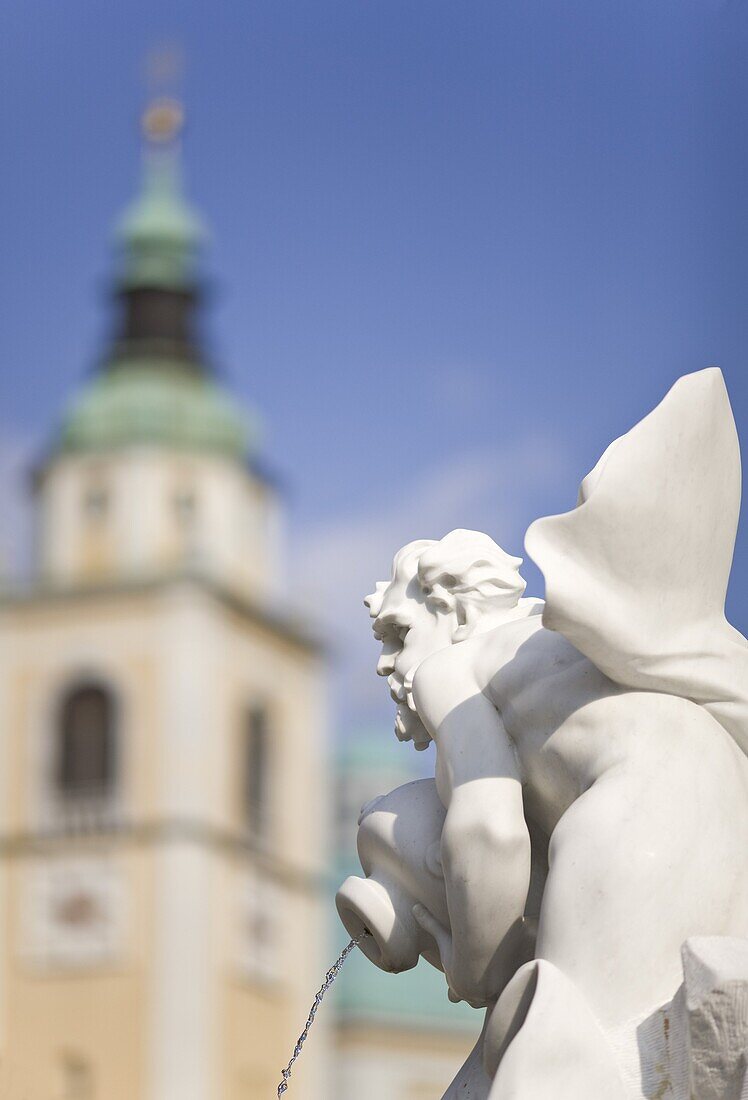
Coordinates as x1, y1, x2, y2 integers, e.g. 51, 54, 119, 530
394, 704, 431, 750
392, 669, 432, 751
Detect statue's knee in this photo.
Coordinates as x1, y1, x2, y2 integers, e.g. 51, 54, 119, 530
482, 961, 539, 1079
483, 960, 630, 1100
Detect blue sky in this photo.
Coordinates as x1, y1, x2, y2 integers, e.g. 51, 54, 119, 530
1, 1, 747, 733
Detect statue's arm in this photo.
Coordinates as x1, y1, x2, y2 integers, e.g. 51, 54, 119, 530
412, 647, 531, 1006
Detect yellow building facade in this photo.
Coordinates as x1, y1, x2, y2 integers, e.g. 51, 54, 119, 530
0, 104, 329, 1100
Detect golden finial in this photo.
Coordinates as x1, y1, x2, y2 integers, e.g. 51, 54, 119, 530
142, 44, 185, 145
142, 97, 184, 145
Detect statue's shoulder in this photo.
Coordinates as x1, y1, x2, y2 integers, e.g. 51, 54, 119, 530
471, 606, 591, 700
413, 638, 478, 703
415, 603, 548, 703
470, 600, 545, 665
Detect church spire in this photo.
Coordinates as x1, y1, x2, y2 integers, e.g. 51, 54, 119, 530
117, 98, 204, 291
53, 84, 254, 464
105, 98, 207, 372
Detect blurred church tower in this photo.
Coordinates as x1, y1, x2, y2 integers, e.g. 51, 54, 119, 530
0, 99, 329, 1100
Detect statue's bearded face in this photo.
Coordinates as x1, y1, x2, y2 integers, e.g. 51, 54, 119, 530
368, 530, 528, 749
372, 548, 457, 750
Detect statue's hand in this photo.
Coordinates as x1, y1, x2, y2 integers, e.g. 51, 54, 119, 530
412, 903, 487, 1009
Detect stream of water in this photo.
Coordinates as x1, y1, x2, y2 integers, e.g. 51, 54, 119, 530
276, 933, 367, 1097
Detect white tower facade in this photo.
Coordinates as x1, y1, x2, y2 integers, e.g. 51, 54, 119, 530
0, 103, 329, 1100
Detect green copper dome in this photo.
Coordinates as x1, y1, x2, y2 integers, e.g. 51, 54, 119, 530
117, 150, 204, 289
59, 361, 255, 459
49, 106, 263, 463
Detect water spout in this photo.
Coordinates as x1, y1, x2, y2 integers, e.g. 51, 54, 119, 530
276, 933, 367, 1097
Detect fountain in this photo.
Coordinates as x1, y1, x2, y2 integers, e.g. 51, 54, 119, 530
334, 370, 748, 1098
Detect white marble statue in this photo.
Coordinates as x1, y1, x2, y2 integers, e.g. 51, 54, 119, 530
337, 368, 748, 1098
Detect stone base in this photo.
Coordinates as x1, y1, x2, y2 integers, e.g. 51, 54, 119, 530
632, 937, 748, 1100
443, 938, 748, 1100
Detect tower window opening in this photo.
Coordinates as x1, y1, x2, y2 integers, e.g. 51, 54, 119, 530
173, 486, 197, 527
82, 484, 109, 523
244, 705, 270, 841
56, 684, 117, 801
61, 1053, 94, 1100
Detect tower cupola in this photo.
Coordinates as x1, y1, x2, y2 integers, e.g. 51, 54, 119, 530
112, 98, 205, 367
118, 99, 203, 292
36, 101, 278, 597
54, 98, 255, 461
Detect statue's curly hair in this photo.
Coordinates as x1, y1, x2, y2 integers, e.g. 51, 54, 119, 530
418, 529, 525, 609
366, 529, 526, 639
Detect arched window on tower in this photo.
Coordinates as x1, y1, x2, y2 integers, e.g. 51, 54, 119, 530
56, 684, 118, 814
243, 704, 271, 843
60, 1052, 94, 1100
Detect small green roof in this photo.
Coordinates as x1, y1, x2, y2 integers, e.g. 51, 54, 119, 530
336, 729, 414, 775
117, 150, 204, 289
331, 933, 478, 1033
58, 360, 256, 459
331, 731, 474, 1031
